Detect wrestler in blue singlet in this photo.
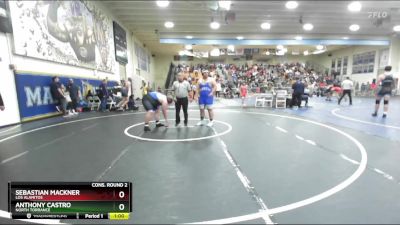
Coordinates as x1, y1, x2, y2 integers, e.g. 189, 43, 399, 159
198, 79, 214, 108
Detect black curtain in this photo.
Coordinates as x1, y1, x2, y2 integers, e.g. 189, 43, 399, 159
164, 62, 176, 89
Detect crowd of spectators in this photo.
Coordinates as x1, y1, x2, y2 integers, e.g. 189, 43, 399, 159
174, 62, 337, 98
172, 62, 392, 100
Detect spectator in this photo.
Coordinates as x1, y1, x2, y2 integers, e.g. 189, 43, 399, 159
370, 79, 377, 96
216, 80, 222, 98
66, 79, 80, 114
191, 79, 198, 98
50, 76, 69, 117
302, 85, 310, 107
61, 83, 73, 114
141, 80, 148, 96
86, 90, 94, 100
0, 92, 4, 111
99, 79, 109, 112
116, 80, 129, 111
127, 78, 139, 111
365, 81, 371, 96
360, 83, 367, 96
240, 82, 248, 106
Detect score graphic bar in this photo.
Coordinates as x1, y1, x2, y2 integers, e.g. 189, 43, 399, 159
8, 182, 132, 220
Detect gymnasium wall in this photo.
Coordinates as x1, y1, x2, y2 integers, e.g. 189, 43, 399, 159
314, 45, 388, 84
0, 1, 154, 126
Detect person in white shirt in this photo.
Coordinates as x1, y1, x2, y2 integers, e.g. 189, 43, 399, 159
338, 76, 353, 105
215, 80, 222, 98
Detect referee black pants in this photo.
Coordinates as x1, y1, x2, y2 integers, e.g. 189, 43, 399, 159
338, 90, 352, 105
175, 97, 189, 124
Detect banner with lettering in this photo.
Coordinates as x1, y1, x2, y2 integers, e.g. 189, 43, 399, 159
15, 72, 117, 121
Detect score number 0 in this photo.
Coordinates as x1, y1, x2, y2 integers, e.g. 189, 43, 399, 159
119, 191, 125, 211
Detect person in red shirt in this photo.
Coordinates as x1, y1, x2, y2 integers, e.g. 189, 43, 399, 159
240, 82, 248, 107
370, 79, 377, 96
317, 81, 326, 97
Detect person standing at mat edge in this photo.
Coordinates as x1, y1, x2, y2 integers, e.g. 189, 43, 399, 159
240, 82, 248, 107
338, 76, 353, 106
372, 66, 395, 118
50, 76, 68, 117
142, 92, 173, 132
172, 72, 192, 127
99, 79, 109, 112
195, 70, 217, 127
0, 92, 4, 111
66, 79, 81, 114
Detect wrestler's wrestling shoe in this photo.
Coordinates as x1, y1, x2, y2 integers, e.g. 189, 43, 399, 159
156, 123, 165, 127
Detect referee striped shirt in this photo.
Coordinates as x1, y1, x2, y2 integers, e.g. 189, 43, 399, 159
173, 80, 191, 98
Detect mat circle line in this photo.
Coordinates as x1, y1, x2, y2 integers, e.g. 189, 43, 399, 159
124, 118, 232, 142
187, 110, 368, 224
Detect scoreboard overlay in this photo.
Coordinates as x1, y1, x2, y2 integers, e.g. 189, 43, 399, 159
8, 182, 132, 220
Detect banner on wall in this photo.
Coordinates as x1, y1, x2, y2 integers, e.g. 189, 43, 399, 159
134, 41, 150, 72
227, 47, 235, 56
113, 21, 128, 64
244, 48, 252, 55
0, 0, 12, 33
235, 48, 244, 56
15, 72, 117, 121
379, 49, 389, 69
9, 1, 115, 72
173, 55, 193, 61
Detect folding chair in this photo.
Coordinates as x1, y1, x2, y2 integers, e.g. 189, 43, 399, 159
255, 94, 265, 107
107, 96, 117, 110
93, 96, 101, 111
264, 92, 274, 108
87, 96, 95, 111
275, 90, 287, 109
254, 93, 274, 108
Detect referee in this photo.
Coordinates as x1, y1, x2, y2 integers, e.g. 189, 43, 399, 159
338, 76, 353, 106
172, 73, 192, 126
